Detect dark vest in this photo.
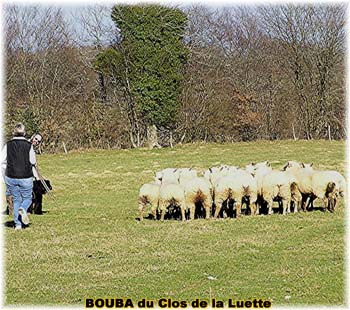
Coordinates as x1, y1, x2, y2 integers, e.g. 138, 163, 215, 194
6, 139, 33, 179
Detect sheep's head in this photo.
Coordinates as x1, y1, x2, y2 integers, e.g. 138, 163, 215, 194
282, 162, 289, 171
154, 174, 162, 184
219, 165, 228, 172
245, 163, 256, 174
282, 161, 301, 171
247, 161, 270, 175
178, 167, 197, 180
257, 160, 270, 167
245, 164, 255, 176
301, 162, 313, 172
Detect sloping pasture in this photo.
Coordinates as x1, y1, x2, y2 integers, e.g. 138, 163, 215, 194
4, 140, 346, 306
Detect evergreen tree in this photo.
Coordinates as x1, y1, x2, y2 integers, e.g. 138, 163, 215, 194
96, 4, 188, 147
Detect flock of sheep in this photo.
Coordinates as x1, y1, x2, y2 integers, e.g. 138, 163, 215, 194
138, 161, 346, 221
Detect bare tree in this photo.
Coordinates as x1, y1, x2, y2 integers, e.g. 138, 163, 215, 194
259, 4, 345, 139
4, 3, 345, 152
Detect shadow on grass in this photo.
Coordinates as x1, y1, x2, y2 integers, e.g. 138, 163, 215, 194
3, 220, 32, 229
3, 209, 49, 228
136, 203, 331, 222
3, 208, 49, 216
136, 211, 184, 222
30, 210, 49, 215
310, 207, 327, 212
4, 220, 15, 228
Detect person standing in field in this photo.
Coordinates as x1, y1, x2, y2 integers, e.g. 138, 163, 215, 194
1, 123, 36, 230
29, 133, 42, 179
3, 132, 42, 215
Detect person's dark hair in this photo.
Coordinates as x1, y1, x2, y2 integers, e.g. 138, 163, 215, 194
13, 123, 26, 136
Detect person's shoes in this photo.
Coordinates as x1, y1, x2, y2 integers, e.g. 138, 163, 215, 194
18, 208, 30, 225
14, 225, 22, 230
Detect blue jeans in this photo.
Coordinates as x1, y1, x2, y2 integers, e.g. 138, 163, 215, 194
5, 176, 33, 227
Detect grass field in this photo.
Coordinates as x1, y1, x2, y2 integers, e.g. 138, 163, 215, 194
4, 140, 346, 306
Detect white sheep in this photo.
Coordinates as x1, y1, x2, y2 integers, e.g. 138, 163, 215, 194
178, 168, 198, 183
261, 170, 298, 215
310, 170, 346, 212
213, 170, 258, 218
335, 171, 346, 198
155, 168, 180, 184
138, 183, 160, 221
179, 176, 212, 220
283, 162, 345, 212
203, 166, 221, 181
282, 161, 301, 170
245, 161, 273, 214
283, 162, 316, 211
158, 182, 186, 221
221, 165, 239, 175
204, 165, 239, 189
245, 161, 271, 175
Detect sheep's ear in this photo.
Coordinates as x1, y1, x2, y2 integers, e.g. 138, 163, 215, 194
174, 168, 178, 172
310, 163, 313, 167
251, 162, 256, 166
209, 168, 212, 173
301, 163, 305, 168
266, 161, 271, 167
220, 166, 224, 171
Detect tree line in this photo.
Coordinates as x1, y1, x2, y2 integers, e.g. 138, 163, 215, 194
4, 4, 346, 152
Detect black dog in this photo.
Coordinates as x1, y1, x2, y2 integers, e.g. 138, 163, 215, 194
27, 180, 52, 215
5, 179, 52, 215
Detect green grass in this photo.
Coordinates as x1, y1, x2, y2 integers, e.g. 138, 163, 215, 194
4, 140, 346, 306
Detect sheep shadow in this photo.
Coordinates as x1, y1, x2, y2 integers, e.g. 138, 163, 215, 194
137, 202, 215, 221
136, 198, 332, 221
258, 200, 283, 215
211, 200, 237, 218
306, 206, 331, 213
136, 205, 185, 221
